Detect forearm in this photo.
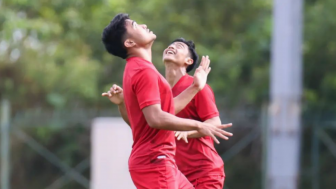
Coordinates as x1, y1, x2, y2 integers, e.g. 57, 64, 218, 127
173, 84, 200, 114
118, 102, 130, 127
187, 116, 221, 138
149, 111, 201, 131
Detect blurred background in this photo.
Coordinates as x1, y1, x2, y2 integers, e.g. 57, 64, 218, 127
1, 0, 336, 189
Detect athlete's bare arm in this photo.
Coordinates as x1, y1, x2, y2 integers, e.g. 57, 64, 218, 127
102, 85, 130, 126
103, 85, 232, 143
175, 117, 232, 143
188, 116, 222, 138
174, 56, 211, 114
102, 84, 203, 127
117, 102, 130, 126
142, 104, 232, 144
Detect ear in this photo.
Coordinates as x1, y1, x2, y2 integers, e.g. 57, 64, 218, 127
124, 39, 136, 48
185, 57, 193, 66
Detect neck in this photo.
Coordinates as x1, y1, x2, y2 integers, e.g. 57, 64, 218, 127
127, 42, 153, 62
164, 61, 187, 87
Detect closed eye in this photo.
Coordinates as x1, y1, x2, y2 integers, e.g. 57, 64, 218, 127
132, 21, 138, 29
175, 43, 185, 49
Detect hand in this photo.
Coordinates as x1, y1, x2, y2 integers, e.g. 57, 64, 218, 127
174, 131, 189, 143
197, 123, 233, 144
102, 84, 124, 105
193, 56, 211, 90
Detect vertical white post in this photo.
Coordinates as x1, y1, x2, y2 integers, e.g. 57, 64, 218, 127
91, 117, 135, 189
267, 0, 303, 189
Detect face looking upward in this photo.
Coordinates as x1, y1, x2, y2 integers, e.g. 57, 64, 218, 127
162, 42, 193, 68
124, 19, 157, 48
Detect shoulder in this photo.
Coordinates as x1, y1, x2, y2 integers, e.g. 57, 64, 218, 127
172, 75, 194, 93
177, 74, 194, 86
197, 84, 215, 97
185, 75, 194, 83
126, 58, 157, 77
131, 67, 159, 83
204, 84, 214, 91
126, 59, 146, 71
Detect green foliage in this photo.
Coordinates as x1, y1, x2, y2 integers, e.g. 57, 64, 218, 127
304, 0, 336, 114
1, 0, 334, 113
0, 0, 273, 111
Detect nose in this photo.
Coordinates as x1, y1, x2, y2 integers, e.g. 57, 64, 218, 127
167, 45, 175, 50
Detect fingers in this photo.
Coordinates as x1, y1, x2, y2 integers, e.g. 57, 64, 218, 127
205, 57, 211, 73
219, 129, 233, 137
214, 125, 234, 139
110, 87, 122, 94
204, 56, 210, 70
112, 84, 123, 92
182, 135, 188, 143
102, 91, 114, 98
199, 56, 205, 67
175, 132, 188, 143
207, 56, 210, 67
217, 123, 233, 137
199, 56, 208, 67
217, 123, 233, 129
198, 56, 211, 73
209, 124, 233, 142
210, 133, 220, 144
102, 84, 122, 97
214, 130, 229, 141
102, 92, 113, 97
102, 84, 122, 95
206, 67, 211, 74
177, 134, 183, 140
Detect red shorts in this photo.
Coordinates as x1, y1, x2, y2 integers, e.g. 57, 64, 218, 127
130, 165, 193, 189
194, 175, 225, 189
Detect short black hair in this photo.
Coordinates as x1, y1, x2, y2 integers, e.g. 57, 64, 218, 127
171, 38, 199, 72
102, 13, 130, 59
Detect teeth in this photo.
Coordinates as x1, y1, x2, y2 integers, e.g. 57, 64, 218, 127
167, 50, 174, 54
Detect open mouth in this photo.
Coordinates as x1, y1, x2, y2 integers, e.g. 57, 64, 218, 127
165, 50, 175, 55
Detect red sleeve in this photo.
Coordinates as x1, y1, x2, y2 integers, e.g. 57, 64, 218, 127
132, 68, 161, 110
195, 84, 219, 121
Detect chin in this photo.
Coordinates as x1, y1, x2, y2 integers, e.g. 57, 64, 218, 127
163, 57, 175, 63
145, 37, 156, 46
148, 34, 156, 42
151, 34, 157, 40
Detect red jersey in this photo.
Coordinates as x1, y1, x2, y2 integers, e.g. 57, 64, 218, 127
172, 74, 224, 183
123, 57, 176, 170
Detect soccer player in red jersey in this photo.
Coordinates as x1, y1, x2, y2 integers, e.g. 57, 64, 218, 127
165, 38, 226, 189
101, 13, 232, 189
105, 38, 228, 188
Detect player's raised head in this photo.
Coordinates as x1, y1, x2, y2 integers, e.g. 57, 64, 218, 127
102, 13, 157, 59
163, 38, 199, 72
102, 13, 130, 59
